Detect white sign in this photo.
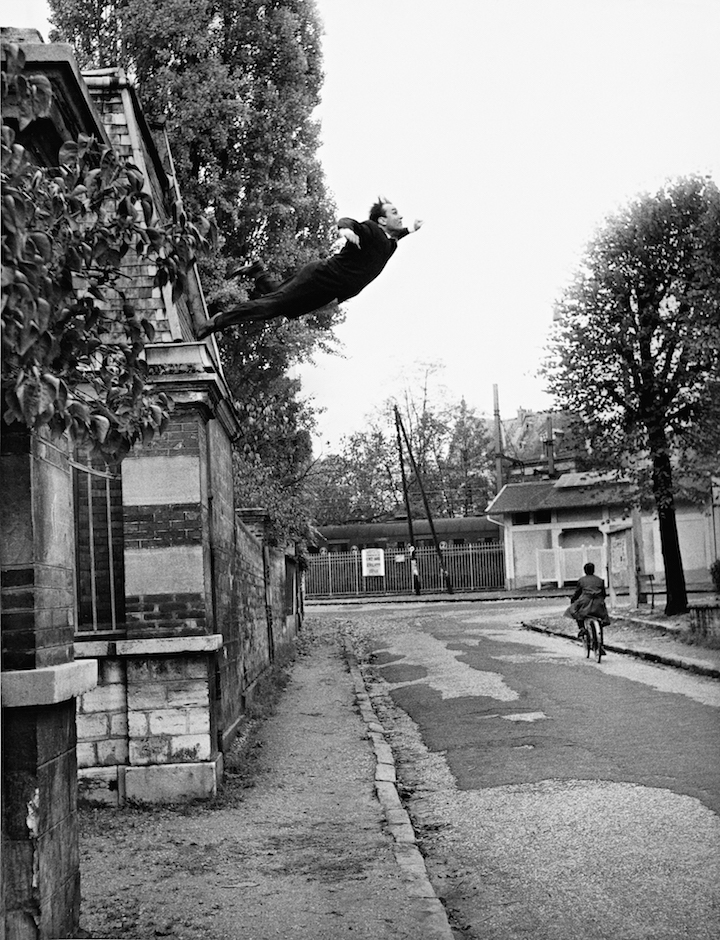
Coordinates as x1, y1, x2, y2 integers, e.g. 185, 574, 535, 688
361, 548, 386, 577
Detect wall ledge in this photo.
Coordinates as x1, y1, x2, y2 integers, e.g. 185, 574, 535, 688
74, 635, 223, 658
2, 660, 98, 707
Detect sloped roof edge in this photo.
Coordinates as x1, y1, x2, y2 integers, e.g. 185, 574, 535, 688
486, 476, 635, 514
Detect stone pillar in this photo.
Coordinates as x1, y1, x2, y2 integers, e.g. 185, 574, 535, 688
122, 404, 211, 639
1, 427, 97, 939
117, 370, 234, 800
73, 346, 240, 805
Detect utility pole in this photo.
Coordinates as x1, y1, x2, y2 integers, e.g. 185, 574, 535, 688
493, 384, 504, 494
394, 406, 421, 595
395, 407, 453, 595
545, 415, 555, 477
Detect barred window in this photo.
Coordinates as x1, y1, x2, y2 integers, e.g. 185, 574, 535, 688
72, 455, 125, 635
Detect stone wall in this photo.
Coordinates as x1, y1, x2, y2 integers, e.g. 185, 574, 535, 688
75, 406, 301, 804
1, 427, 97, 939
689, 603, 720, 643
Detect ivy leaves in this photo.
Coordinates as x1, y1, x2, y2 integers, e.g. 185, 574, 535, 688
2, 46, 214, 458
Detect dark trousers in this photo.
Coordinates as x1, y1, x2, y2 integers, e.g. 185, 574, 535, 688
216, 261, 338, 327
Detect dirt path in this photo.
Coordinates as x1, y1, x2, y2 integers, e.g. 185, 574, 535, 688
78, 620, 434, 939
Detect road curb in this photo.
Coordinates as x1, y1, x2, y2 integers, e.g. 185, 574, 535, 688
521, 622, 720, 679
341, 637, 457, 940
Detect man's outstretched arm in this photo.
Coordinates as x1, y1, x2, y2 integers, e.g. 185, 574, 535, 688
337, 216, 424, 246
337, 217, 362, 247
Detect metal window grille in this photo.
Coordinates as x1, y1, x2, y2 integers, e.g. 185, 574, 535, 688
305, 544, 506, 599
72, 457, 125, 634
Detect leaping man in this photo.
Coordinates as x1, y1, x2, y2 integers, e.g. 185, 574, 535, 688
198, 198, 423, 337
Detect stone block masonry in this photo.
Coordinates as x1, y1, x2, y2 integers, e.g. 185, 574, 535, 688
127, 654, 211, 764
75, 637, 223, 805
77, 659, 128, 776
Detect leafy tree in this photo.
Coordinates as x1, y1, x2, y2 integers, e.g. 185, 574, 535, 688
443, 398, 494, 516
309, 365, 494, 526
392, 364, 494, 519
1, 42, 212, 459
48, 0, 344, 534
48, 0, 340, 313
308, 428, 401, 526
543, 175, 720, 614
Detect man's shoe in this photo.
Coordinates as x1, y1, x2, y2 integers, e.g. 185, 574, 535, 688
226, 260, 264, 280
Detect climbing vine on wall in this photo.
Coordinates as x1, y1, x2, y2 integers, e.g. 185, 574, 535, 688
1, 42, 214, 459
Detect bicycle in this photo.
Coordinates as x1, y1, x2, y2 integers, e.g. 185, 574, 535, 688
579, 617, 605, 663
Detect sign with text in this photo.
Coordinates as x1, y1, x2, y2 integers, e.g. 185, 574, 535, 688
361, 548, 386, 577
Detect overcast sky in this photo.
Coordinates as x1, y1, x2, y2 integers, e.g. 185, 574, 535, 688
7, 1, 720, 450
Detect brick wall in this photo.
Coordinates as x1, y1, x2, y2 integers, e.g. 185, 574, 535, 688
121, 407, 211, 639
124, 592, 207, 636
86, 73, 196, 341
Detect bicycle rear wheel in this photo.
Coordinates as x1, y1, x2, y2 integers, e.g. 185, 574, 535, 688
582, 624, 591, 658
587, 619, 602, 663
595, 621, 604, 663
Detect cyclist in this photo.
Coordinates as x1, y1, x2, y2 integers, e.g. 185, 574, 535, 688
567, 562, 610, 647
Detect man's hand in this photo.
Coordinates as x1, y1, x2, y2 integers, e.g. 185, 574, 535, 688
339, 227, 361, 247
411, 219, 424, 232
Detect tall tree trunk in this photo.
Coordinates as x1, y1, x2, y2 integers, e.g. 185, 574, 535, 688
651, 441, 688, 615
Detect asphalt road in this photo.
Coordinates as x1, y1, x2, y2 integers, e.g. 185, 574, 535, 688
322, 598, 720, 940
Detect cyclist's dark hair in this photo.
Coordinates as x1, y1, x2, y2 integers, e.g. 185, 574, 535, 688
369, 196, 390, 223
584, 562, 595, 575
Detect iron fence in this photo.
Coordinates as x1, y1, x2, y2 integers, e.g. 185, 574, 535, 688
305, 544, 505, 599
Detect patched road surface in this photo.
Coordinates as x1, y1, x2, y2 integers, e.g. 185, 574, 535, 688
319, 599, 720, 940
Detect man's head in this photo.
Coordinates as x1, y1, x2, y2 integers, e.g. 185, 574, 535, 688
369, 197, 405, 236
584, 562, 595, 576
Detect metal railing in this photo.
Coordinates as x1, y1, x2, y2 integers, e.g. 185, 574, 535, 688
305, 544, 505, 598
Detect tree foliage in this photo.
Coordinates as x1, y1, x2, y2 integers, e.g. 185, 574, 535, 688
49, 0, 344, 534
1, 42, 213, 459
309, 365, 495, 526
543, 175, 720, 612
48, 0, 340, 304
